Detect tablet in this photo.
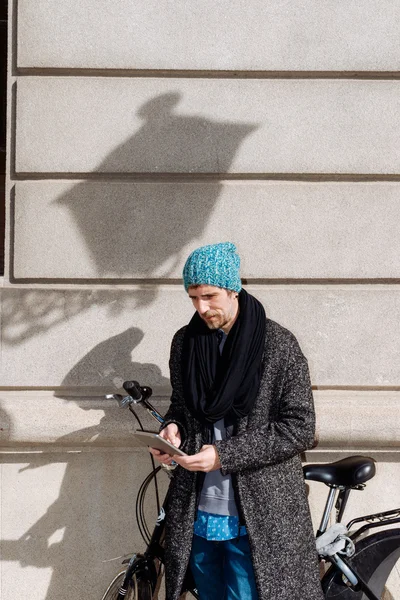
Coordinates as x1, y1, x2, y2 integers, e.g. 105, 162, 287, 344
134, 431, 187, 457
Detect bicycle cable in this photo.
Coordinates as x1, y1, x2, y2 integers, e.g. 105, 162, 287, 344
136, 469, 158, 543
128, 403, 162, 543
136, 475, 148, 543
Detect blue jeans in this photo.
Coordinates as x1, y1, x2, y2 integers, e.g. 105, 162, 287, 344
189, 534, 259, 600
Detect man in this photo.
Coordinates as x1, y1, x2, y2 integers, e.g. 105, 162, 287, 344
150, 242, 323, 600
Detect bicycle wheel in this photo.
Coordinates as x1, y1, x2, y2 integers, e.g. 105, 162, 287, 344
322, 528, 400, 599
101, 570, 153, 600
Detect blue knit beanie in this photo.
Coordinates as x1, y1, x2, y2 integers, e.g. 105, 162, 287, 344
183, 242, 242, 292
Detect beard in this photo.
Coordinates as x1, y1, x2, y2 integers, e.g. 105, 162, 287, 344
202, 311, 228, 330
204, 319, 221, 330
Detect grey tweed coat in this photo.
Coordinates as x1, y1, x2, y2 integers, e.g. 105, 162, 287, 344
163, 318, 324, 600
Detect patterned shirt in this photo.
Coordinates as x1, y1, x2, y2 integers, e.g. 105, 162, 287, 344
194, 509, 247, 540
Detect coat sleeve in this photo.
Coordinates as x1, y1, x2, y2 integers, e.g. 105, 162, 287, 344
214, 336, 316, 474
160, 329, 190, 447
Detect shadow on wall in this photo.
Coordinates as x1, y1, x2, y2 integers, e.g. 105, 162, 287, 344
1, 289, 97, 346
53, 92, 256, 280
5, 92, 256, 345
0, 92, 257, 599
60, 326, 169, 390
0, 329, 170, 600
0, 404, 12, 445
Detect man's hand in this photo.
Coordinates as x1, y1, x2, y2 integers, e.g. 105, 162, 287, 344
159, 423, 181, 448
173, 445, 221, 472
148, 423, 181, 466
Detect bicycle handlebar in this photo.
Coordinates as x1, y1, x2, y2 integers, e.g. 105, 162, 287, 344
123, 380, 142, 400
106, 381, 164, 425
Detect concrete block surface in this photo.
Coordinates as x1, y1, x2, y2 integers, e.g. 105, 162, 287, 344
0, 450, 168, 600
15, 78, 400, 174
1, 390, 399, 450
314, 391, 400, 450
12, 180, 400, 280
1, 285, 400, 387
17, 0, 400, 71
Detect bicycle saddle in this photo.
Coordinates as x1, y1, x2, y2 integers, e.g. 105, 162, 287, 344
303, 455, 376, 487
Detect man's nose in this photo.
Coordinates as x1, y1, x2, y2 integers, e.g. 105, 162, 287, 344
197, 299, 210, 314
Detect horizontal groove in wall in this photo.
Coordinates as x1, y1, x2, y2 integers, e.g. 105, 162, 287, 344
0, 449, 399, 458
0, 446, 148, 454
314, 386, 400, 391
0, 386, 170, 396
304, 450, 400, 463
15, 68, 400, 80
2, 386, 400, 393
12, 172, 400, 182
7, 277, 400, 285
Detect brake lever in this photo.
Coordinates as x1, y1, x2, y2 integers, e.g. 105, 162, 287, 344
106, 393, 135, 408
105, 392, 165, 425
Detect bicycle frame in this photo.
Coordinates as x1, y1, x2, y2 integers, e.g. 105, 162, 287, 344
115, 496, 168, 600
321, 525, 400, 600
107, 385, 194, 600
316, 484, 400, 600
106, 383, 400, 600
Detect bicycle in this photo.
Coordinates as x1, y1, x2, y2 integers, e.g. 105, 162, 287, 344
101, 381, 400, 600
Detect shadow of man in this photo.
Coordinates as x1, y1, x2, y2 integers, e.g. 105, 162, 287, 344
5, 93, 256, 343
0, 404, 12, 443
1, 91, 258, 599
54, 92, 257, 281
0, 328, 170, 600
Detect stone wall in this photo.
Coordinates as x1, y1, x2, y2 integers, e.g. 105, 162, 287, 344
1, 2, 400, 599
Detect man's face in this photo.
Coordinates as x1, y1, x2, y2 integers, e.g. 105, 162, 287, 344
188, 284, 239, 332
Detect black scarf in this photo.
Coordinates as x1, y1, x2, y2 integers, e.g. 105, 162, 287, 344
182, 289, 266, 424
